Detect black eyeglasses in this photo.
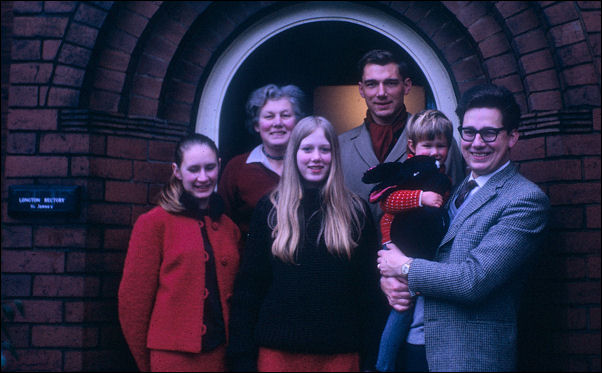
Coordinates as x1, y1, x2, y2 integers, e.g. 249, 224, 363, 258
458, 126, 506, 142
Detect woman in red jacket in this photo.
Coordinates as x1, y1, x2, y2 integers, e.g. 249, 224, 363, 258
118, 134, 241, 372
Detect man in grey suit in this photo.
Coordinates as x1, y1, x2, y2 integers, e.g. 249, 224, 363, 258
378, 84, 550, 371
339, 49, 465, 228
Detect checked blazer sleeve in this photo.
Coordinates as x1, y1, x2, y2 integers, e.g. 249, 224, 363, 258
406, 163, 550, 371
408, 167, 549, 303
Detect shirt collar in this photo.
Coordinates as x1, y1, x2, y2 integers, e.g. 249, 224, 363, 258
471, 160, 511, 188
246, 144, 277, 173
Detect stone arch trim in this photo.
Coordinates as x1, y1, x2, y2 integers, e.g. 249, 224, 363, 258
9, 1, 113, 109
84, 1, 266, 120
495, 2, 563, 112
124, 2, 212, 118
537, 1, 600, 108
159, 1, 485, 126
443, 1, 533, 113
84, 1, 161, 112
159, 1, 271, 123
398, 2, 488, 91
195, 1, 461, 145
443, 1, 600, 113
84, 1, 214, 116
46, 2, 112, 108
11, 2, 597, 122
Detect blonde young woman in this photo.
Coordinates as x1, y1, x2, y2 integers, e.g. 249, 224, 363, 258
227, 116, 385, 372
119, 134, 240, 372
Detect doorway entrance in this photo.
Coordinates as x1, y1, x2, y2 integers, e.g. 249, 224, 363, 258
218, 21, 432, 162
195, 1, 457, 164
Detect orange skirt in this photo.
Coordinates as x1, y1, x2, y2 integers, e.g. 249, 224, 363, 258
257, 347, 359, 372
150, 345, 226, 372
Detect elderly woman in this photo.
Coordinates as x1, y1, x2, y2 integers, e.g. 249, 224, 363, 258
218, 84, 306, 237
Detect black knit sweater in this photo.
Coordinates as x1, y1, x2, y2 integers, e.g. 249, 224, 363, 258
227, 188, 387, 371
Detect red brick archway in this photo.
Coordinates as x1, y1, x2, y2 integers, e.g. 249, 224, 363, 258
2, 2, 600, 371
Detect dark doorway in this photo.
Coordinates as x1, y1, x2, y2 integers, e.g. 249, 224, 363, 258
219, 21, 433, 164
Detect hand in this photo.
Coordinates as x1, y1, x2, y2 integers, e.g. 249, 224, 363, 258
380, 276, 413, 312
377, 242, 409, 277
421, 191, 443, 208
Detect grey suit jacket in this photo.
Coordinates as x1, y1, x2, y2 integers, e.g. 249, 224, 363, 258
408, 163, 550, 371
339, 119, 465, 228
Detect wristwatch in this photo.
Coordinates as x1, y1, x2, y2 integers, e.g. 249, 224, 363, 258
400, 259, 412, 278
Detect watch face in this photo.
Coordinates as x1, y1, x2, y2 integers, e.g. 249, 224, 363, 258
401, 263, 410, 275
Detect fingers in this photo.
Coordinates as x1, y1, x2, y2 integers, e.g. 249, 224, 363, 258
387, 295, 412, 306
377, 245, 409, 277
391, 303, 412, 312
380, 268, 393, 277
380, 276, 409, 293
377, 255, 397, 277
385, 242, 401, 253
386, 292, 414, 313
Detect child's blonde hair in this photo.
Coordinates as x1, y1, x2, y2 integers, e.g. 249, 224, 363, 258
406, 109, 453, 148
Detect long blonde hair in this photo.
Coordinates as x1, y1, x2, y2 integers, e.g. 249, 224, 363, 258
269, 116, 365, 263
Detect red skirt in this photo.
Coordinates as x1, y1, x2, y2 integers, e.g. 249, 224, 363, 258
257, 347, 360, 372
150, 345, 226, 372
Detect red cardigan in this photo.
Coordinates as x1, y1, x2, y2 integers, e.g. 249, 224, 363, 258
118, 206, 241, 372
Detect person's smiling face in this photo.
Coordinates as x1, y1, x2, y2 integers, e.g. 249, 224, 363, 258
296, 127, 332, 187
460, 107, 518, 177
255, 98, 297, 153
409, 135, 450, 163
359, 63, 411, 125
173, 143, 219, 208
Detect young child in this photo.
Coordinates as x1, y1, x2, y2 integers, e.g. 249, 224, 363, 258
374, 109, 454, 372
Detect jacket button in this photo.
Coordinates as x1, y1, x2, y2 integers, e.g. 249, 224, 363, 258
203, 288, 209, 299
201, 324, 207, 335
198, 221, 204, 228
211, 222, 219, 230
220, 259, 228, 267
203, 251, 210, 262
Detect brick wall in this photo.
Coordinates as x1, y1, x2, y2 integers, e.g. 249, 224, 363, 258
1, 1, 600, 371
1, 1, 12, 185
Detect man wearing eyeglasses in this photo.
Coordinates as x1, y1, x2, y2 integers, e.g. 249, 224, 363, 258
378, 84, 550, 371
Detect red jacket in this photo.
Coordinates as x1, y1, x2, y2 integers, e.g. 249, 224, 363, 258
118, 206, 241, 371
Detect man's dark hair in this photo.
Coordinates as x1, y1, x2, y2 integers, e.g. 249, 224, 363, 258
357, 49, 411, 81
455, 84, 521, 132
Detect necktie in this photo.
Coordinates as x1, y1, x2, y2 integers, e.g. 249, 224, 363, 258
454, 180, 478, 208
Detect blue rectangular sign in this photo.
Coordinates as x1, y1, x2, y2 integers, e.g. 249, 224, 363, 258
8, 185, 81, 216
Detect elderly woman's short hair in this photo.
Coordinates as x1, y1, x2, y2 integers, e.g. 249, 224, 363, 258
245, 84, 306, 134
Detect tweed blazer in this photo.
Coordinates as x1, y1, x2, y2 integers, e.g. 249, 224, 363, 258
408, 163, 550, 371
118, 206, 241, 372
339, 119, 465, 229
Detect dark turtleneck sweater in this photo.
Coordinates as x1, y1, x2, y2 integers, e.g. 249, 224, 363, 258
180, 191, 226, 351
226, 188, 386, 371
